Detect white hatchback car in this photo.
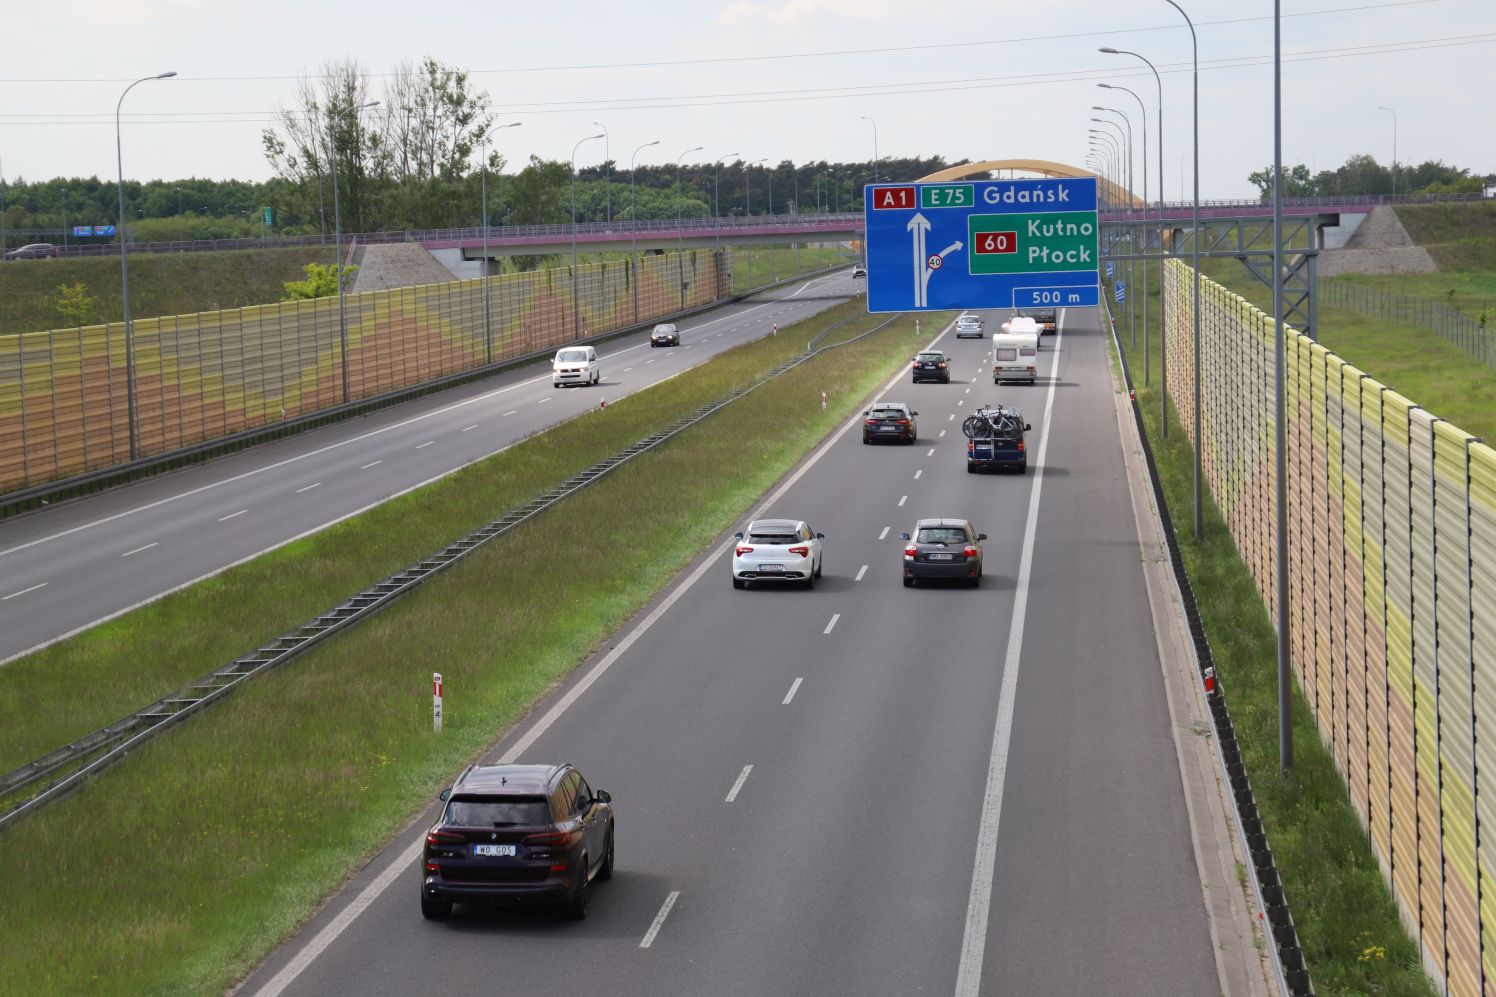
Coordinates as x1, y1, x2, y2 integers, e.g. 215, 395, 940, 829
732, 519, 825, 589
553, 346, 599, 387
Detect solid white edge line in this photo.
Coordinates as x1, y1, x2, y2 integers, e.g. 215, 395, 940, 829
121, 542, 158, 557
2, 582, 47, 601
951, 318, 1065, 997
639, 891, 681, 949
724, 764, 754, 803
854, 564, 868, 582
783, 677, 804, 704
247, 309, 958, 997
823, 613, 840, 635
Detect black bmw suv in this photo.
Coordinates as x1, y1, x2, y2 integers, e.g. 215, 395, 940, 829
421, 763, 614, 920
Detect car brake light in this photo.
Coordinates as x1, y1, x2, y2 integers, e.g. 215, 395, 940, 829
1018, 440, 1026, 452
895, 419, 911, 426
424, 860, 441, 873
789, 545, 810, 556
1027, 366, 1036, 375
904, 546, 918, 558
736, 545, 754, 556
939, 362, 947, 368
524, 829, 583, 848
426, 831, 464, 846
963, 546, 979, 558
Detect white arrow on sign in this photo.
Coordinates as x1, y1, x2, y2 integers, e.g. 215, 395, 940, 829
906, 212, 931, 306
920, 240, 964, 308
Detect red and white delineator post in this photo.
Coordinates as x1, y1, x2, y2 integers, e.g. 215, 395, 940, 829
433, 672, 444, 732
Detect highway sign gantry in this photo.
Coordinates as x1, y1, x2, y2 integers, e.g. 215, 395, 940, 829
864, 177, 1100, 313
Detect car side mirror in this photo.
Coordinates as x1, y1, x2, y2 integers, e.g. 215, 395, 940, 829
734, 531, 744, 540
595, 790, 612, 804
1024, 423, 1032, 431
977, 533, 988, 541
911, 411, 919, 416
438, 788, 451, 801
815, 532, 825, 539
899, 532, 911, 541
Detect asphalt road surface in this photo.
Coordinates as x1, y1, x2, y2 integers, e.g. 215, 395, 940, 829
238, 306, 1223, 996
0, 272, 863, 664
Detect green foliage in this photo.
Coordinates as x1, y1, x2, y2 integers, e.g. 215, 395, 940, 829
52, 282, 96, 326
282, 261, 356, 300
1246, 155, 1484, 200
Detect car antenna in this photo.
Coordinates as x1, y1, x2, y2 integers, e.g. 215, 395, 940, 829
501, 776, 507, 785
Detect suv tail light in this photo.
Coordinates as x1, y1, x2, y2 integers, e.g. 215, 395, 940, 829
1017, 439, 1026, 452
895, 419, 911, 426
788, 545, 810, 557
904, 546, 918, 558
864, 418, 879, 426
963, 546, 979, 558
736, 545, 754, 556
426, 830, 464, 846
523, 829, 583, 849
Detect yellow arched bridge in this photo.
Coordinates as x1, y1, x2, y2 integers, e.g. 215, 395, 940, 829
918, 159, 1140, 209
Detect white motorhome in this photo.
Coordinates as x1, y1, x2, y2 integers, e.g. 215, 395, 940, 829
992, 319, 1040, 385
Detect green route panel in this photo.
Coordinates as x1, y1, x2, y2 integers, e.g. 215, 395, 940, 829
967, 210, 1098, 275
919, 184, 974, 209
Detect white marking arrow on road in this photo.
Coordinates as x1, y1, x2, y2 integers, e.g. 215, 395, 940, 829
907, 212, 931, 306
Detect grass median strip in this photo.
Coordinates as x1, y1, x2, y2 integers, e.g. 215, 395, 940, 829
0, 294, 865, 775
0, 304, 941, 996
1112, 279, 1437, 995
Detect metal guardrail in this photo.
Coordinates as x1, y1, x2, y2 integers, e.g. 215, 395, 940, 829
0, 306, 898, 831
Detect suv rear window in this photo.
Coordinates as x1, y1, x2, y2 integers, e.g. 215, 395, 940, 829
445, 796, 551, 827
748, 532, 798, 544
870, 407, 906, 419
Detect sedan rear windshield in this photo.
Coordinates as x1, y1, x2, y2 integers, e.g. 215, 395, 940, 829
557, 349, 589, 362
917, 354, 944, 362
445, 796, 552, 827
748, 532, 799, 545
869, 408, 907, 420
917, 528, 969, 544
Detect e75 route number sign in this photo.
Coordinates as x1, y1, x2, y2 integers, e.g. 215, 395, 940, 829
863, 177, 1100, 312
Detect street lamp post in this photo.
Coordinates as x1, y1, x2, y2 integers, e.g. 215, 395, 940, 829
675, 145, 703, 311
1095, 109, 1135, 345
1273, 0, 1292, 771
61, 187, 68, 251
330, 99, 380, 404
860, 115, 879, 183
712, 152, 738, 255
116, 69, 176, 461
1101, 45, 1166, 432
630, 139, 660, 324
1162, 0, 1204, 537
1100, 82, 1151, 363
592, 120, 611, 224
571, 132, 606, 340
1377, 105, 1398, 197
479, 121, 521, 365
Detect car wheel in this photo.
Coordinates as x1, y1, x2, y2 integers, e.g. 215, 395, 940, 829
421, 895, 452, 921
814, 559, 822, 579
565, 862, 590, 920
1019, 460, 1028, 473
903, 576, 913, 588
966, 464, 976, 473
599, 827, 615, 880
804, 571, 816, 590
862, 435, 870, 445
733, 577, 746, 590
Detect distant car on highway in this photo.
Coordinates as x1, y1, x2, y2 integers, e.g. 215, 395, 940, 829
650, 323, 680, 347
912, 350, 951, 384
862, 402, 918, 444
421, 763, 614, 921
900, 518, 986, 587
955, 314, 983, 339
732, 518, 824, 589
852, 265, 867, 279
552, 346, 599, 387
3, 243, 58, 260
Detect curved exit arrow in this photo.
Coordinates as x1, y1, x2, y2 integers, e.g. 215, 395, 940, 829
920, 239, 964, 307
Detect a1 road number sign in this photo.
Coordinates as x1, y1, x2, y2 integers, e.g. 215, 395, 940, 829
973, 231, 1017, 255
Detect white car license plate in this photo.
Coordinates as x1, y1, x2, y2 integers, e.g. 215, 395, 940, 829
880, 426, 896, 432
929, 553, 955, 561
758, 563, 784, 573
473, 844, 516, 857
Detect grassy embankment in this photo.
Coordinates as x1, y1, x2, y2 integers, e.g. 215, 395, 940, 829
0, 246, 332, 335
0, 298, 942, 996
731, 243, 854, 289
1109, 270, 1438, 995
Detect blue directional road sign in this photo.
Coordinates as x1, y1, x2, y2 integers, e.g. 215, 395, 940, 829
864, 177, 1100, 313
1115, 280, 1127, 303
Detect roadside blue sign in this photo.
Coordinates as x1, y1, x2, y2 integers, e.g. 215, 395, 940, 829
1115, 280, 1126, 303
864, 177, 1100, 313
1106, 260, 1115, 278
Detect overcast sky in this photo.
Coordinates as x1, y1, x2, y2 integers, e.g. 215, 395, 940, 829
3, 0, 1491, 201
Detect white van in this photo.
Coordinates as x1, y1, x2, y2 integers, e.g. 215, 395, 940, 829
553, 345, 600, 387
992, 330, 1039, 385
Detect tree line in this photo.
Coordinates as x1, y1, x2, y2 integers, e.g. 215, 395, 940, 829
1247, 154, 1492, 199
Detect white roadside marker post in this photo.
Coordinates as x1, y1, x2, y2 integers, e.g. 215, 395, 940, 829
821, 390, 827, 412
433, 672, 443, 733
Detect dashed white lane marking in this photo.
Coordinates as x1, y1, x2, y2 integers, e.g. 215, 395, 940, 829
898, 495, 908, 507
948, 414, 955, 422
855, 564, 868, 582
878, 526, 890, 540
927, 448, 936, 456
646, 359, 655, 364
783, 678, 804, 704
939, 430, 947, 438
461, 425, 478, 433
415, 442, 434, 450
823, 613, 840, 635
2, 582, 47, 601
359, 460, 382, 469
623, 367, 634, 372
122, 542, 158, 558
537, 397, 551, 404
640, 891, 681, 949
965, 387, 972, 394
218, 510, 247, 522
295, 483, 321, 493
725, 765, 754, 803
957, 399, 964, 407
502, 410, 517, 417
914, 469, 923, 480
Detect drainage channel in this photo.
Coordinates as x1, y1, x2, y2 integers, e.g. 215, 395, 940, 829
0, 312, 904, 832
